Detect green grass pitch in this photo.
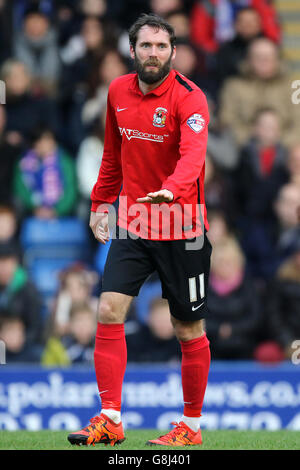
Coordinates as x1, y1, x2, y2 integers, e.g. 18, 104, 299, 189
0, 430, 299, 450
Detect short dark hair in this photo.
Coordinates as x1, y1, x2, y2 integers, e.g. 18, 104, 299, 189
128, 13, 176, 51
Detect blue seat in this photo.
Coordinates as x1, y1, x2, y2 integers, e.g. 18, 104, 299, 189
21, 216, 89, 247
20, 217, 91, 265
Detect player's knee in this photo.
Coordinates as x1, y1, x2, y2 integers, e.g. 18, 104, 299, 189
172, 318, 204, 342
97, 299, 120, 324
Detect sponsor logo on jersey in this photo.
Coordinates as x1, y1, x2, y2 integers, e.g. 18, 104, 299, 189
187, 113, 205, 133
119, 127, 164, 142
153, 107, 167, 128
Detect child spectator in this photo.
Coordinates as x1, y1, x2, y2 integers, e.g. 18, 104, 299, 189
50, 263, 98, 337
13, 127, 77, 219
126, 297, 181, 363
42, 302, 96, 365
206, 237, 261, 359
0, 315, 42, 363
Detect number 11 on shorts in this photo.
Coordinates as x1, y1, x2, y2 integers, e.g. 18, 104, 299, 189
188, 273, 205, 302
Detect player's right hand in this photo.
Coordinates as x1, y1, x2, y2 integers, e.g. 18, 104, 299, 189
89, 211, 110, 244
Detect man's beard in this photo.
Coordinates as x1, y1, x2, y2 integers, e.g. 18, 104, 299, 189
134, 52, 173, 84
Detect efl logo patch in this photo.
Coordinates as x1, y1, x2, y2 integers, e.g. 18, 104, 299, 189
187, 114, 205, 133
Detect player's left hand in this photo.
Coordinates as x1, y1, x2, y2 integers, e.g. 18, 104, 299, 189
136, 189, 174, 203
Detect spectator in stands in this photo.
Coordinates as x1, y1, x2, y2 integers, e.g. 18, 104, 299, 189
204, 153, 235, 217
59, 18, 118, 150
234, 107, 289, 223
13, 126, 77, 219
206, 209, 235, 247
0, 105, 22, 205
165, 10, 190, 41
0, 314, 42, 363
241, 183, 300, 280
79, 0, 108, 19
0, 205, 19, 244
14, 5, 61, 95
0, 240, 42, 345
126, 297, 181, 363
1, 59, 60, 144
206, 237, 261, 359
81, 49, 128, 128
219, 37, 298, 148
60, 302, 96, 363
190, 0, 281, 55
206, 94, 239, 170
42, 301, 96, 366
76, 112, 104, 219
150, 0, 184, 18
172, 39, 213, 95
215, 7, 264, 87
60, 16, 109, 78
50, 263, 98, 337
265, 237, 300, 361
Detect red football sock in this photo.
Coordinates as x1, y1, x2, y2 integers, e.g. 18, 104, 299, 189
180, 333, 211, 417
94, 323, 127, 411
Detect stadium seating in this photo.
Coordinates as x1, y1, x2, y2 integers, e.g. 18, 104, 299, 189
20, 217, 92, 308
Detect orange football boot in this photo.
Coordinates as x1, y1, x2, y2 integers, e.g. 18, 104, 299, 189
67, 413, 125, 447
147, 421, 203, 446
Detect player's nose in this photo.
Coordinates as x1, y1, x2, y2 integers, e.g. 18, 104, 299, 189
149, 45, 158, 56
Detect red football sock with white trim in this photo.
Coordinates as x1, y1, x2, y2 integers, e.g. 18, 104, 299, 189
94, 323, 127, 414
180, 333, 211, 427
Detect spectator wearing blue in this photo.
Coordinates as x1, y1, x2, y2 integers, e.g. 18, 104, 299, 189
13, 127, 77, 219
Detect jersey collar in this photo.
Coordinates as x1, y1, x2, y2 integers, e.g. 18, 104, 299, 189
129, 69, 176, 97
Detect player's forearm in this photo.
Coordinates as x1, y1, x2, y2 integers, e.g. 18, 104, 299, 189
161, 128, 208, 201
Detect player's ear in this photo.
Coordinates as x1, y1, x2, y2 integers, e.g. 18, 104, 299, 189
171, 46, 176, 61
129, 45, 135, 60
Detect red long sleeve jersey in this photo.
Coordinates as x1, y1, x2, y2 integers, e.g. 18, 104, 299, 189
91, 69, 210, 240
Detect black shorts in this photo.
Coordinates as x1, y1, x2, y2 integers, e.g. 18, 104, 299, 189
101, 229, 212, 321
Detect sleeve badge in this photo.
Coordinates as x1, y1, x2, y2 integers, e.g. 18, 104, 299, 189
186, 113, 206, 133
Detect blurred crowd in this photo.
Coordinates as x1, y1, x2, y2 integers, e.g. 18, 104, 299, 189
0, 0, 299, 366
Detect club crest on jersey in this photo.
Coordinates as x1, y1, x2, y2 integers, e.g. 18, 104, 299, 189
187, 113, 205, 133
153, 107, 167, 127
